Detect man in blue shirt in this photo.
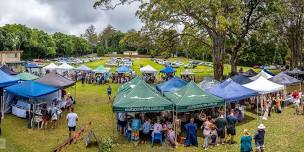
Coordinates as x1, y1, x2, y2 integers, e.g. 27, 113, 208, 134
184, 118, 198, 147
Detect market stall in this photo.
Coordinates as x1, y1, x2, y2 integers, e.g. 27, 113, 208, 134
140, 65, 157, 83
4, 81, 59, 128
180, 69, 195, 82
42, 63, 58, 74
0, 70, 19, 118
76, 65, 92, 72
160, 66, 176, 81
0, 65, 17, 75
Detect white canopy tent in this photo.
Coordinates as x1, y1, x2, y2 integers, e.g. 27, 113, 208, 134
140, 65, 157, 75
250, 70, 273, 80
57, 63, 75, 75
181, 69, 194, 75
243, 76, 284, 94
42, 63, 57, 74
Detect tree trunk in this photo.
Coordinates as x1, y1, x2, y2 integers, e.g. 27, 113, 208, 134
229, 50, 238, 75
211, 35, 225, 80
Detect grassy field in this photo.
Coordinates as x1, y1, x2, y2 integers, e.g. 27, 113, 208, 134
1, 58, 300, 152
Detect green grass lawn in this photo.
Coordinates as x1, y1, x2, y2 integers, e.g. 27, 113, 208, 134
1, 58, 297, 152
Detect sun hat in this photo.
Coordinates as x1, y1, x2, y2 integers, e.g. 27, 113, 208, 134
244, 129, 250, 135
258, 124, 266, 129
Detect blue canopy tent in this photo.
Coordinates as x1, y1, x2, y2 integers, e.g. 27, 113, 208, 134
160, 66, 176, 73
3, 81, 59, 119
156, 77, 187, 93
0, 70, 19, 88
231, 74, 253, 85
0, 70, 19, 117
5, 81, 58, 98
207, 79, 258, 103
116, 66, 131, 74
25, 63, 39, 68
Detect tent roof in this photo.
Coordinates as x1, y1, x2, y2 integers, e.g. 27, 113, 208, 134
35, 72, 75, 89
15, 72, 39, 81
243, 76, 284, 94
116, 66, 131, 74
156, 77, 187, 93
57, 63, 74, 70
164, 81, 224, 112
140, 65, 157, 73
43, 63, 57, 69
4, 81, 58, 98
0, 65, 17, 75
94, 65, 110, 73
231, 74, 253, 85
76, 65, 92, 71
242, 69, 257, 77
25, 63, 40, 68
269, 72, 301, 86
181, 69, 194, 75
160, 66, 176, 73
198, 77, 220, 90
113, 80, 173, 112
207, 79, 258, 102
117, 76, 142, 95
250, 70, 273, 80
287, 68, 304, 75
0, 70, 19, 87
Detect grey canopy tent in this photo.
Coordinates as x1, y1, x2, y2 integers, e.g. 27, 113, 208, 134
35, 72, 75, 89
198, 77, 220, 90
269, 72, 301, 86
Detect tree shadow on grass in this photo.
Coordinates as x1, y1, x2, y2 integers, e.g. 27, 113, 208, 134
236, 112, 256, 126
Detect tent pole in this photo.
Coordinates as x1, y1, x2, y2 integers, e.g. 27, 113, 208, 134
74, 83, 77, 103
174, 110, 178, 147
1, 95, 3, 119
224, 103, 227, 118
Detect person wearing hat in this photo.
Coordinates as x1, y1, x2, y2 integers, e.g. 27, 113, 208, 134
240, 129, 253, 152
254, 124, 266, 152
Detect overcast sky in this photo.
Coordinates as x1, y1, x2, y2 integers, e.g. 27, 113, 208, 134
0, 0, 143, 35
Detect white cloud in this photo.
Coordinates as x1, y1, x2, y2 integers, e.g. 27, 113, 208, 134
0, 0, 143, 35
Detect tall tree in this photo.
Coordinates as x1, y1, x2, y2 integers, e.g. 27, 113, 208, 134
98, 25, 116, 48
94, 0, 241, 80
276, 0, 304, 68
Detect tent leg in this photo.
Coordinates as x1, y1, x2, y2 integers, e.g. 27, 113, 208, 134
74, 83, 77, 103
224, 103, 227, 118
1, 95, 3, 119
174, 111, 178, 147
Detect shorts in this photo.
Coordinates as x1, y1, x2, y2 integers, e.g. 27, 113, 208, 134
142, 132, 150, 141
255, 142, 265, 150
68, 126, 76, 131
227, 126, 236, 135
217, 128, 225, 138
118, 120, 127, 128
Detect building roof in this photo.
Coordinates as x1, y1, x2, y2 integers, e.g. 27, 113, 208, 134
0, 50, 23, 53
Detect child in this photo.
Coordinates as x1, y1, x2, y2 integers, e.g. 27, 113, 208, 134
254, 124, 266, 152
209, 123, 218, 146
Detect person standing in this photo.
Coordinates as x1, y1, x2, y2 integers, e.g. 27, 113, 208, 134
118, 112, 127, 135
107, 85, 112, 101
226, 110, 238, 144
254, 124, 266, 152
240, 129, 253, 152
201, 116, 212, 150
142, 119, 151, 144
184, 118, 198, 147
215, 111, 227, 144
66, 108, 78, 138
292, 90, 300, 114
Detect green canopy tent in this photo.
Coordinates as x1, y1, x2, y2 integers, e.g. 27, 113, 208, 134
117, 76, 142, 94
15, 72, 39, 81
113, 80, 173, 112
164, 81, 224, 112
